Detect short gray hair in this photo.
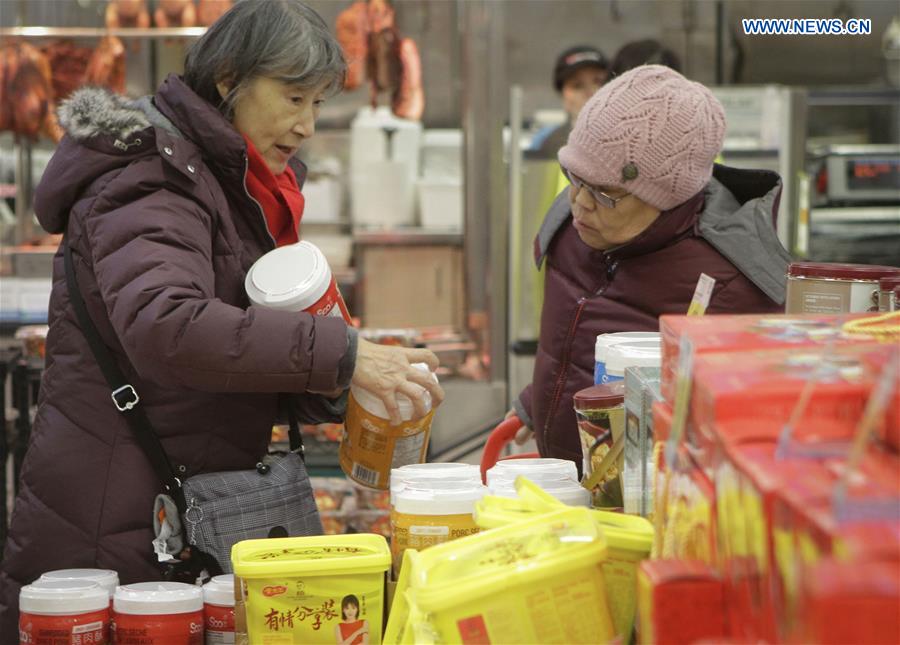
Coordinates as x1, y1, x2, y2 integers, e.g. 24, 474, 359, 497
184, 0, 346, 118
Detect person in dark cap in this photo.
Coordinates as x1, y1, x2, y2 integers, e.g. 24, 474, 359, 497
610, 38, 681, 77
531, 45, 609, 157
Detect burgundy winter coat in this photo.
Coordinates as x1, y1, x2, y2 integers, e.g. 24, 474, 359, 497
515, 164, 791, 465
0, 75, 355, 635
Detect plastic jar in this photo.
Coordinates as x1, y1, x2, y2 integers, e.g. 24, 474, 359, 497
486, 457, 578, 486
19, 579, 110, 645
605, 341, 662, 382
113, 582, 204, 645
244, 241, 351, 323
487, 476, 591, 506
39, 568, 118, 609
486, 459, 590, 507
878, 276, 900, 312
594, 332, 660, 384
390, 480, 486, 578
785, 262, 900, 314
574, 382, 626, 507
203, 575, 235, 645
340, 363, 439, 490
389, 463, 481, 507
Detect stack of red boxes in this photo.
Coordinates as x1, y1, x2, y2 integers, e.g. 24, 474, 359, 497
648, 312, 898, 643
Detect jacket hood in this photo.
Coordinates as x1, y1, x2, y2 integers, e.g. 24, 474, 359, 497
700, 164, 792, 304
535, 164, 791, 304
34, 87, 168, 234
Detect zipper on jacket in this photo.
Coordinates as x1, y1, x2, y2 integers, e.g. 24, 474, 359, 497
544, 296, 588, 434
242, 154, 277, 249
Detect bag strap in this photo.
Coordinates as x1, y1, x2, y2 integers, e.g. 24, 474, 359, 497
64, 238, 188, 512
64, 238, 305, 510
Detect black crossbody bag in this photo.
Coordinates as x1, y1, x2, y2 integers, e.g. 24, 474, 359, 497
63, 239, 322, 581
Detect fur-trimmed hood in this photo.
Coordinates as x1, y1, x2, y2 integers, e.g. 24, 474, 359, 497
35, 75, 306, 236
35, 86, 183, 235
57, 87, 154, 142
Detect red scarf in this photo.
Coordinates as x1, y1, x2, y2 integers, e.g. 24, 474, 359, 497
243, 135, 304, 247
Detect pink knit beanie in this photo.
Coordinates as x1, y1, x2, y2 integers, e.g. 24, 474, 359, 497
559, 64, 726, 211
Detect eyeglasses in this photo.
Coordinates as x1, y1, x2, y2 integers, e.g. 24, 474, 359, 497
561, 166, 630, 209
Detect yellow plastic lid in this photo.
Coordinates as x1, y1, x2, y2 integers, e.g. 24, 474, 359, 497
232, 534, 390, 578
409, 507, 606, 614
590, 510, 653, 554
473, 498, 538, 530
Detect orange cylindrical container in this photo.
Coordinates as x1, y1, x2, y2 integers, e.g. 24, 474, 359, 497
339, 363, 438, 489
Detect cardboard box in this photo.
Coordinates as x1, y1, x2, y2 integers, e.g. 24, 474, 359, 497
624, 367, 663, 517
794, 559, 900, 645
637, 559, 725, 645
689, 344, 883, 463
659, 313, 876, 403
771, 448, 900, 639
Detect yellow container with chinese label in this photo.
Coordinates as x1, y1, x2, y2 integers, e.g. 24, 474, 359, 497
474, 477, 653, 641
232, 534, 390, 644
340, 364, 438, 489
404, 506, 615, 644
390, 481, 485, 579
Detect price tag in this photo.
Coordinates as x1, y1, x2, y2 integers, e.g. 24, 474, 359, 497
687, 273, 716, 316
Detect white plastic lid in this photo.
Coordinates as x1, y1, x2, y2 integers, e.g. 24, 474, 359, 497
114, 582, 203, 615
487, 479, 591, 507
486, 458, 578, 486
20, 579, 109, 615
245, 241, 332, 312
389, 463, 481, 506
40, 568, 119, 599
350, 363, 438, 422
594, 332, 660, 363
394, 483, 486, 515
203, 574, 235, 608
606, 341, 662, 377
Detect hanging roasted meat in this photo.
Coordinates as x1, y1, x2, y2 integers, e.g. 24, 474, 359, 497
197, 0, 233, 27
84, 36, 127, 95
335, 1, 369, 90
335, 0, 424, 121
0, 41, 62, 142
42, 40, 93, 102
154, 0, 197, 28
105, 0, 151, 29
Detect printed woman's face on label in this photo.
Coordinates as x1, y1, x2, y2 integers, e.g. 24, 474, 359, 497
343, 602, 358, 620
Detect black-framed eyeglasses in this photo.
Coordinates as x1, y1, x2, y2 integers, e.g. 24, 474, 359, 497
561, 166, 630, 209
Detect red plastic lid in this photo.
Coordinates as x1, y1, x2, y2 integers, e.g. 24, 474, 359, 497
879, 275, 900, 290
573, 382, 625, 408
788, 262, 900, 281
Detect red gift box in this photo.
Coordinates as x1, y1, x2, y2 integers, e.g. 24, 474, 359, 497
660, 313, 877, 403
636, 559, 725, 645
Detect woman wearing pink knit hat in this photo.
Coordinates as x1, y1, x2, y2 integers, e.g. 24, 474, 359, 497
512, 64, 791, 467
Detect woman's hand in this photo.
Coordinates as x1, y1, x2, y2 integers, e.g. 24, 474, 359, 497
351, 338, 445, 424
505, 408, 533, 445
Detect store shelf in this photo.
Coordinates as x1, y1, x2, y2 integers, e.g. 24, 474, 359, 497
353, 229, 463, 246
0, 26, 207, 39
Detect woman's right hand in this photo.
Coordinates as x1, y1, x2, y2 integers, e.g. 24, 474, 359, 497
505, 408, 533, 445
351, 338, 445, 425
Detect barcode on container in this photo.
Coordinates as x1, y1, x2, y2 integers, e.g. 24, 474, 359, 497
352, 463, 380, 487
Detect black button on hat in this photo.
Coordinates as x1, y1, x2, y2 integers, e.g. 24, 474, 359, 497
622, 162, 639, 181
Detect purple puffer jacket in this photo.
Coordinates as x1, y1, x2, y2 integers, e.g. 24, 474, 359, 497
515, 164, 791, 466
0, 75, 355, 638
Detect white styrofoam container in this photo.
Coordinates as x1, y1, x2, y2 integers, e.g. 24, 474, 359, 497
417, 177, 463, 231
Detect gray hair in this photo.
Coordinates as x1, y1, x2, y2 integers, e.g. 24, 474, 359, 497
184, 0, 346, 118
